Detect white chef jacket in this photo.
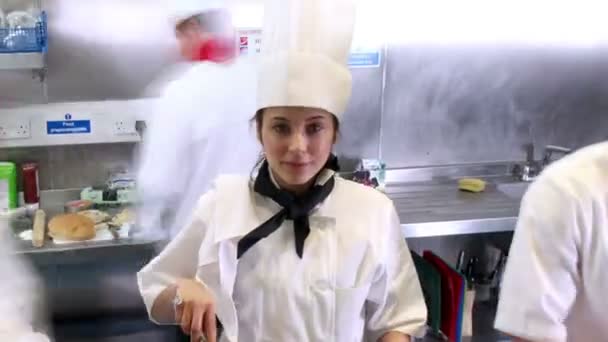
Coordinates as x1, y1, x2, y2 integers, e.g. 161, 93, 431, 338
0, 226, 50, 342
495, 142, 608, 342
136, 58, 260, 239
137, 175, 428, 341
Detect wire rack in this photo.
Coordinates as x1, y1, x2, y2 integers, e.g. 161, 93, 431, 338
0, 11, 47, 53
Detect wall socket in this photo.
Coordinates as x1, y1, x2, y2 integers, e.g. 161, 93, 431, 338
0, 119, 31, 140
113, 119, 136, 136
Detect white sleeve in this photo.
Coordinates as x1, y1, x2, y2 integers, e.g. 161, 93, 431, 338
137, 190, 218, 324
136, 84, 194, 232
0, 228, 48, 339
2, 332, 50, 342
365, 203, 428, 341
495, 178, 581, 341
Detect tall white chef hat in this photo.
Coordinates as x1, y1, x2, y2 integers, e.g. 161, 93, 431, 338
257, 0, 357, 119
168, 0, 231, 28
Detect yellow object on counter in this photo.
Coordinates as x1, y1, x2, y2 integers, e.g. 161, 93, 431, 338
458, 178, 486, 193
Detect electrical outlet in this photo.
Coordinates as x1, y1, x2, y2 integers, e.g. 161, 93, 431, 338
0, 119, 31, 140
113, 119, 136, 136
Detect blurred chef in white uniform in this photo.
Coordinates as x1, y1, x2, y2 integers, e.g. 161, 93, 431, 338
0, 221, 50, 342
495, 142, 608, 341
136, 0, 259, 239
137, 0, 428, 340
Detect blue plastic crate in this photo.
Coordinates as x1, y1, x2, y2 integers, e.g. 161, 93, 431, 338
0, 11, 47, 53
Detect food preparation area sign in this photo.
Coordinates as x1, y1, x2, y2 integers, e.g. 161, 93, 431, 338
348, 51, 381, 68
47, 114, 91, 135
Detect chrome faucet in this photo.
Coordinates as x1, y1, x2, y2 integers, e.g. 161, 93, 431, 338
512, 144, 572, 182
542, 145, 572, 167
519, 144, 540, 182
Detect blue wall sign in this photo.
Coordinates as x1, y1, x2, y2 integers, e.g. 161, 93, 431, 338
348, 51, 381, 68
47, 120, 91, 135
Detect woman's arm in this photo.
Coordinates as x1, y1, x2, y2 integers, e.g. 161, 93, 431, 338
365, 202, 427, 341
137, 190, 217, 324
151, 278, 218, 341
379, 331, 410, 342
149, 284, 178, 324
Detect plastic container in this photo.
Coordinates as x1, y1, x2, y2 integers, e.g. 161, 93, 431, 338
0, 8, 6, 28
22, 162, 40, 204
64, 200, 93, 213
0, 11, 47, 53
0, 162, 18, 210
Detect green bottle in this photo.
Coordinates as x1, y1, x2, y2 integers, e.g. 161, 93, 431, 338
0, 162, 18, 210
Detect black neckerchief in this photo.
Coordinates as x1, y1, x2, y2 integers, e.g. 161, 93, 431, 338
237, 155, 340, 259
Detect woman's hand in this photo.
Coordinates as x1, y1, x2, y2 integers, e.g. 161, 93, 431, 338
174, 278, 217, 342
379, 331, 410, 342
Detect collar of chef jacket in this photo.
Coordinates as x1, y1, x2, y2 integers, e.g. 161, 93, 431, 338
197, 175, 337, 341
192, 37, 237, 63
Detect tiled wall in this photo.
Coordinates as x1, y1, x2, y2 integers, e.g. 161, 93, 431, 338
0, 143, 137, 191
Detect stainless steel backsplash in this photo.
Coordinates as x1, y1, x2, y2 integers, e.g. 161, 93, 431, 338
0, 143, 136, 190
381, 45, 608, 167
2, 0, 608, 189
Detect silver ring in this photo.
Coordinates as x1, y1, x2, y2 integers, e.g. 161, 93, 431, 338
172, 293, 183, 307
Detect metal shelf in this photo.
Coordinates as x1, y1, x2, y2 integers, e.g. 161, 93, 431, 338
386, 171, 524, 238
0, 100, 144, 148
402, 217, 516, 239
0, 52, 45, 70
0, 10, 47, 70
0, 9, 48, 103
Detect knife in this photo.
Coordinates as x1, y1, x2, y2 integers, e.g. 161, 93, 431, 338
456, 250, 466, 272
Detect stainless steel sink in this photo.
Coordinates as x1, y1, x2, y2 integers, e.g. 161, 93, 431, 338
496, 182, 530, 200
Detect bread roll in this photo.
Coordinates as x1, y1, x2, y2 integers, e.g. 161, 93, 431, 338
32, 209, 46, 247
48, 214, 96, 241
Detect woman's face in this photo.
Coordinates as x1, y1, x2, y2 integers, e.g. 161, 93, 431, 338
259, 107, 337, 193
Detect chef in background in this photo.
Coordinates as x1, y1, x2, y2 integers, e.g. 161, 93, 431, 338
0, 221, 50, 342
495, 141, 608, 341
135, 0, 259, 239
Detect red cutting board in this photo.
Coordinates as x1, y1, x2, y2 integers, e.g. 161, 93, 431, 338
423, 251, 465, 342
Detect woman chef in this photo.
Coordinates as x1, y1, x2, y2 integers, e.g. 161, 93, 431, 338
137, 0, 428, 340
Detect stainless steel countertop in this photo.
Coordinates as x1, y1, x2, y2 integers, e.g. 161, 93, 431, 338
14, 237, 159, 254
13, 236, 161, 265
388, 177, 526, 238
13, 164, 529, 258
11, 211, 161, 263
10, 188, 162, 262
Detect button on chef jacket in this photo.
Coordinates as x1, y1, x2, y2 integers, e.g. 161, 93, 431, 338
495, 142, 608, 341
137, 175, 428, 341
